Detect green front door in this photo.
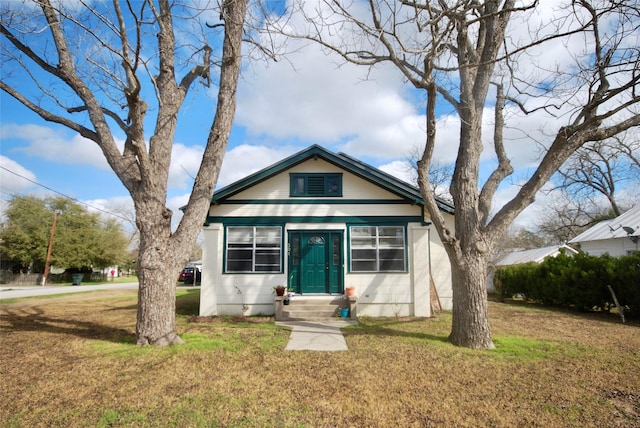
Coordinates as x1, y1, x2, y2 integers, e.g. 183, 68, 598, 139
288, 231, 343, 294
301, 233, 327, 293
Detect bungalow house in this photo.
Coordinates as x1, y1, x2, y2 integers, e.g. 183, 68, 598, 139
199, 145, 455, 319
568, 205, 640, 257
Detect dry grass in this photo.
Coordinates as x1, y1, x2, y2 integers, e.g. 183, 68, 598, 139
1, 290, 638, 427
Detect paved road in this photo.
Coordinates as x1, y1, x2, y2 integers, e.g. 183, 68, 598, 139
0, 282, 140, 299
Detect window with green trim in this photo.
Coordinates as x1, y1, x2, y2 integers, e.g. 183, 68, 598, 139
350, 226, 406, 272
290, 173, 342, 197
226, 226, 282, 272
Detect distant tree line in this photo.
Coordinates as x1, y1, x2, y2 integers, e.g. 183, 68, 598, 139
0, 195, 133, 275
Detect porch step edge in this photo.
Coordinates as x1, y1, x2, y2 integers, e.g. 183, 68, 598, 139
283, 310, 339, 318
284, 304, 346, 311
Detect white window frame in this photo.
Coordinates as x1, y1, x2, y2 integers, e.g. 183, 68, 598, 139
225, 226, 282, 273
349, 226, 406, 272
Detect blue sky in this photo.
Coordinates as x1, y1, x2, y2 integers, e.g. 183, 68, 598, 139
1, 0, 637, 231
0, 0, 466, 224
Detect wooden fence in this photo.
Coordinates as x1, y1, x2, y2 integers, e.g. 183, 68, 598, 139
0, 271, 107, 285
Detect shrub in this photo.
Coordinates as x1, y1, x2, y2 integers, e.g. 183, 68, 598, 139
494, 252, 640, 318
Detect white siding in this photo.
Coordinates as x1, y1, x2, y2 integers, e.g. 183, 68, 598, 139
200, 223, 287, 316
199, 154, 455, 317
200, 224, 221, 316
209, 203, 421, 218
227, 159, 404, 201
428, 214, 454, 310
345, 272, 413, 317
200, 219, 451, 317
578, 238, 639, 257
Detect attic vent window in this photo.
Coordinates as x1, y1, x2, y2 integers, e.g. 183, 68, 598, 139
290, 173, 342, 197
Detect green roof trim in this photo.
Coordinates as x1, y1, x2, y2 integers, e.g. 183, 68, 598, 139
210, 145, 454, 214
205, 215, 427, 226
215, 198, 412, 205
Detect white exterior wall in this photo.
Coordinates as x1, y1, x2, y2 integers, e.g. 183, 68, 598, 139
231, 159, 402, 202
200, 217, 453, 317
200, 223, 286, 316
200, 224, 220, 316
344, 222, 431, 317
209, 203, 419, 218
578, 238, 639, 257
199, 157, 455, 317
428, 214, 454, 310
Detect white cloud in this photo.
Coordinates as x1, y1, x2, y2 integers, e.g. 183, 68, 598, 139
377, 160, 415, 185
491, 181, 557, 230
83, 196, 134, 218
3, 0, 629, 239
2, 123, 111, 170
217, 144, 298, 188
169, 143, 205, 190
234, 0, 582, 175
1, 123, 213, 194
0, 156, 37, 195
236, 56, 415, 148
236, 2, 424, 161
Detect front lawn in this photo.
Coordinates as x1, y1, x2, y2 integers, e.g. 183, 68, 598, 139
1, 289, 638, 427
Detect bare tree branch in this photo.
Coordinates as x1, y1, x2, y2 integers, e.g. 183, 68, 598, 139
268, 0, 640, 349
479, 82, 513, 225
0, 80, 99, 141
1, 0, 252, 346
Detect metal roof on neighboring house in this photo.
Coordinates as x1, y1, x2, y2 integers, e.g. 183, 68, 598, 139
496, 245, 578, 266
569, 205, 640, 244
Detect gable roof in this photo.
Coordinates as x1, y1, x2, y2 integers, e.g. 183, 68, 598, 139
495, 245, 578, 266
211, 145, 455, 214
569, 205, 640, 244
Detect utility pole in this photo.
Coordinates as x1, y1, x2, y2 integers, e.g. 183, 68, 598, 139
41, 210, 58, 286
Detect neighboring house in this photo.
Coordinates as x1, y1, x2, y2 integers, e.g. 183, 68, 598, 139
486, 245, 579, 293
569, 205, 640, 257
199, 145, 455, 318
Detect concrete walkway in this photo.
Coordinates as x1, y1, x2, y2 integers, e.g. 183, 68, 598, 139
277, 320, 357, 351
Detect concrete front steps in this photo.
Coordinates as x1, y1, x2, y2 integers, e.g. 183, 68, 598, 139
275, 296, 356, 321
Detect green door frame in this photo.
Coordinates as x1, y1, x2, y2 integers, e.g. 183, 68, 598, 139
288, 230, 343, 294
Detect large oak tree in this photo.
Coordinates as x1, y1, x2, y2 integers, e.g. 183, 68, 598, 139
1, 0, 249, 345
272, 0, 640, 348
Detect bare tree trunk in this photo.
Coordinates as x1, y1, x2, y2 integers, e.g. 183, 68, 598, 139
449, 252, 493, 349
131, 0, 248, 346
135, 201, 183, 346
1, 0, 249, 346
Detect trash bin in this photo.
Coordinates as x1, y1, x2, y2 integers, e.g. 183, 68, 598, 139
71, 273, 83, 286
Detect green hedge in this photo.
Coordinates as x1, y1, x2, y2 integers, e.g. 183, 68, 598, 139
494, 251, 640, 318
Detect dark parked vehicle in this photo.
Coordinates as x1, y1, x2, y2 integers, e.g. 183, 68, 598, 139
178, 267, 201, 285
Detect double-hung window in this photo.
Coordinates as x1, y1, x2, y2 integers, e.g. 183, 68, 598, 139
226, 226, 282, 272
350, 226, 406, 272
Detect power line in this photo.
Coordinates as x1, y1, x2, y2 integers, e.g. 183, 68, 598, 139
0, 164, 131, 222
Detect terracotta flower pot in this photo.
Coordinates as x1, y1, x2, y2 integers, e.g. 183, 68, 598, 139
345, 286, 355, 297
275, 286, 286, 296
